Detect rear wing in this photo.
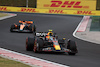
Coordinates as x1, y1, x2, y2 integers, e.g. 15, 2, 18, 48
19, 20, 33, 24
36, 32, 47, 37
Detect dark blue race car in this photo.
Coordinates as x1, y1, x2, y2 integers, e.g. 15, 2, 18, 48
26, 30, 78, 55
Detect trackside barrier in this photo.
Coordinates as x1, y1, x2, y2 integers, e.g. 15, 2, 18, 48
0, 6, 100, 16
37, 0, 96, 10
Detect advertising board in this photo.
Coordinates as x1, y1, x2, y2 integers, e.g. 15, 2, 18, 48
0, 6, 100, 16
37, 0, 96, 10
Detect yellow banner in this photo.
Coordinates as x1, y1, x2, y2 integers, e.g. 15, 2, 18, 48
0, 6, 100, 16
37, 0, 96, 10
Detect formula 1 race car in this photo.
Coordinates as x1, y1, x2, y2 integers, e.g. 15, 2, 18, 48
10, 20, 36, 33
26, 30, 78, 55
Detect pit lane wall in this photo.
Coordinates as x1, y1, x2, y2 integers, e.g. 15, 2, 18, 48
0, 6, 100, 16
37, 0, 96, 10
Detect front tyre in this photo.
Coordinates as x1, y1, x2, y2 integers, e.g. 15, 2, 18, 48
67, 40, 78, 55
10, 25, 15, 32
34, 38, 43, 53
34, 42, 39, 53
26, 37, 35, 51
29, 24, 36, 33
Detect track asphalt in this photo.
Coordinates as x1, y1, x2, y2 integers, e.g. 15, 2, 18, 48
0, 13, 100, 67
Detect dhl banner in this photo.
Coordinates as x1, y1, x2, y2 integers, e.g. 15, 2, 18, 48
0, 6, 100, 16
37, 0, 96, 10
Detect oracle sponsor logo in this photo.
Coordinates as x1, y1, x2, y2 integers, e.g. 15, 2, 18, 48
44, 1, 89, 9
76, 11, 95, 15
0, 7, 10, 11
19, 8, 39, 13
49, 10, 65, 13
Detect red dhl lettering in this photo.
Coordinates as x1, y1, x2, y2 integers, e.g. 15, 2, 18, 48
21, 8, 36, 12
49, 10, 64, 13
77, 11, 93, 14
50, 1, 83, 8
0, 7, 7, 11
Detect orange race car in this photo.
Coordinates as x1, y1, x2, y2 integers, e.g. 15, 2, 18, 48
10, 20, 36, 33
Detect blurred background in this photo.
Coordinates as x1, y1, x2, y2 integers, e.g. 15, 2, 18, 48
97, 0, 100, 10
0, 0, 36, 8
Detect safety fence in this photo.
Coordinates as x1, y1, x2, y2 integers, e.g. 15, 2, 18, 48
37, 0, 96, 10
0, 6, 100, 16
0, 0, 100, 10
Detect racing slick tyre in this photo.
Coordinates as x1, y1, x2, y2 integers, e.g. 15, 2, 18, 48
32, 25, 36, 32
26, 37, 35, 51
29, 24, 36, 32
10, 25, 15, 32
33, 38, 44, 53
67, 40, 77, 55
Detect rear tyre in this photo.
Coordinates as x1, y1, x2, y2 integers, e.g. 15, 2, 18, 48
32, 25, 36, 32
67, 40, 77, 55
29, 24, 36, 32
26, 37, 35, 51
34, 38, 43, 53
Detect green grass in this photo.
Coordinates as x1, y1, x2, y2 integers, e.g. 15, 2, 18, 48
0, 13, 9, 17
92, 16, 100, 22
90, 16, 100, 31
0, 57, 31, 67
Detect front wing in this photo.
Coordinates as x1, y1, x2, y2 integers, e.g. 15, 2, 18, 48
11, 29, 32, 33
40, 47, 76, 53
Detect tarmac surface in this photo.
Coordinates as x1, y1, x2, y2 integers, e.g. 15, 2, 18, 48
0, 13, 100, 67
76, 17, 100, 45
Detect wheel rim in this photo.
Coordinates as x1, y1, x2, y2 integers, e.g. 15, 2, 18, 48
34, 43, 39, 52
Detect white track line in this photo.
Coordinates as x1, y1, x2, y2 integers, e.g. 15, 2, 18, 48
73, 16, 85, 38
0, 13, 17, 20
73, 16, 91, 42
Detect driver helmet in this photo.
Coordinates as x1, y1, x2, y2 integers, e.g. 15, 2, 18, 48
47, 29, 53, 36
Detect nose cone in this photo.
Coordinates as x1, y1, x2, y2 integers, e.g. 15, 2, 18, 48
20, 25, 25, 30
54, 45, 61, 50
